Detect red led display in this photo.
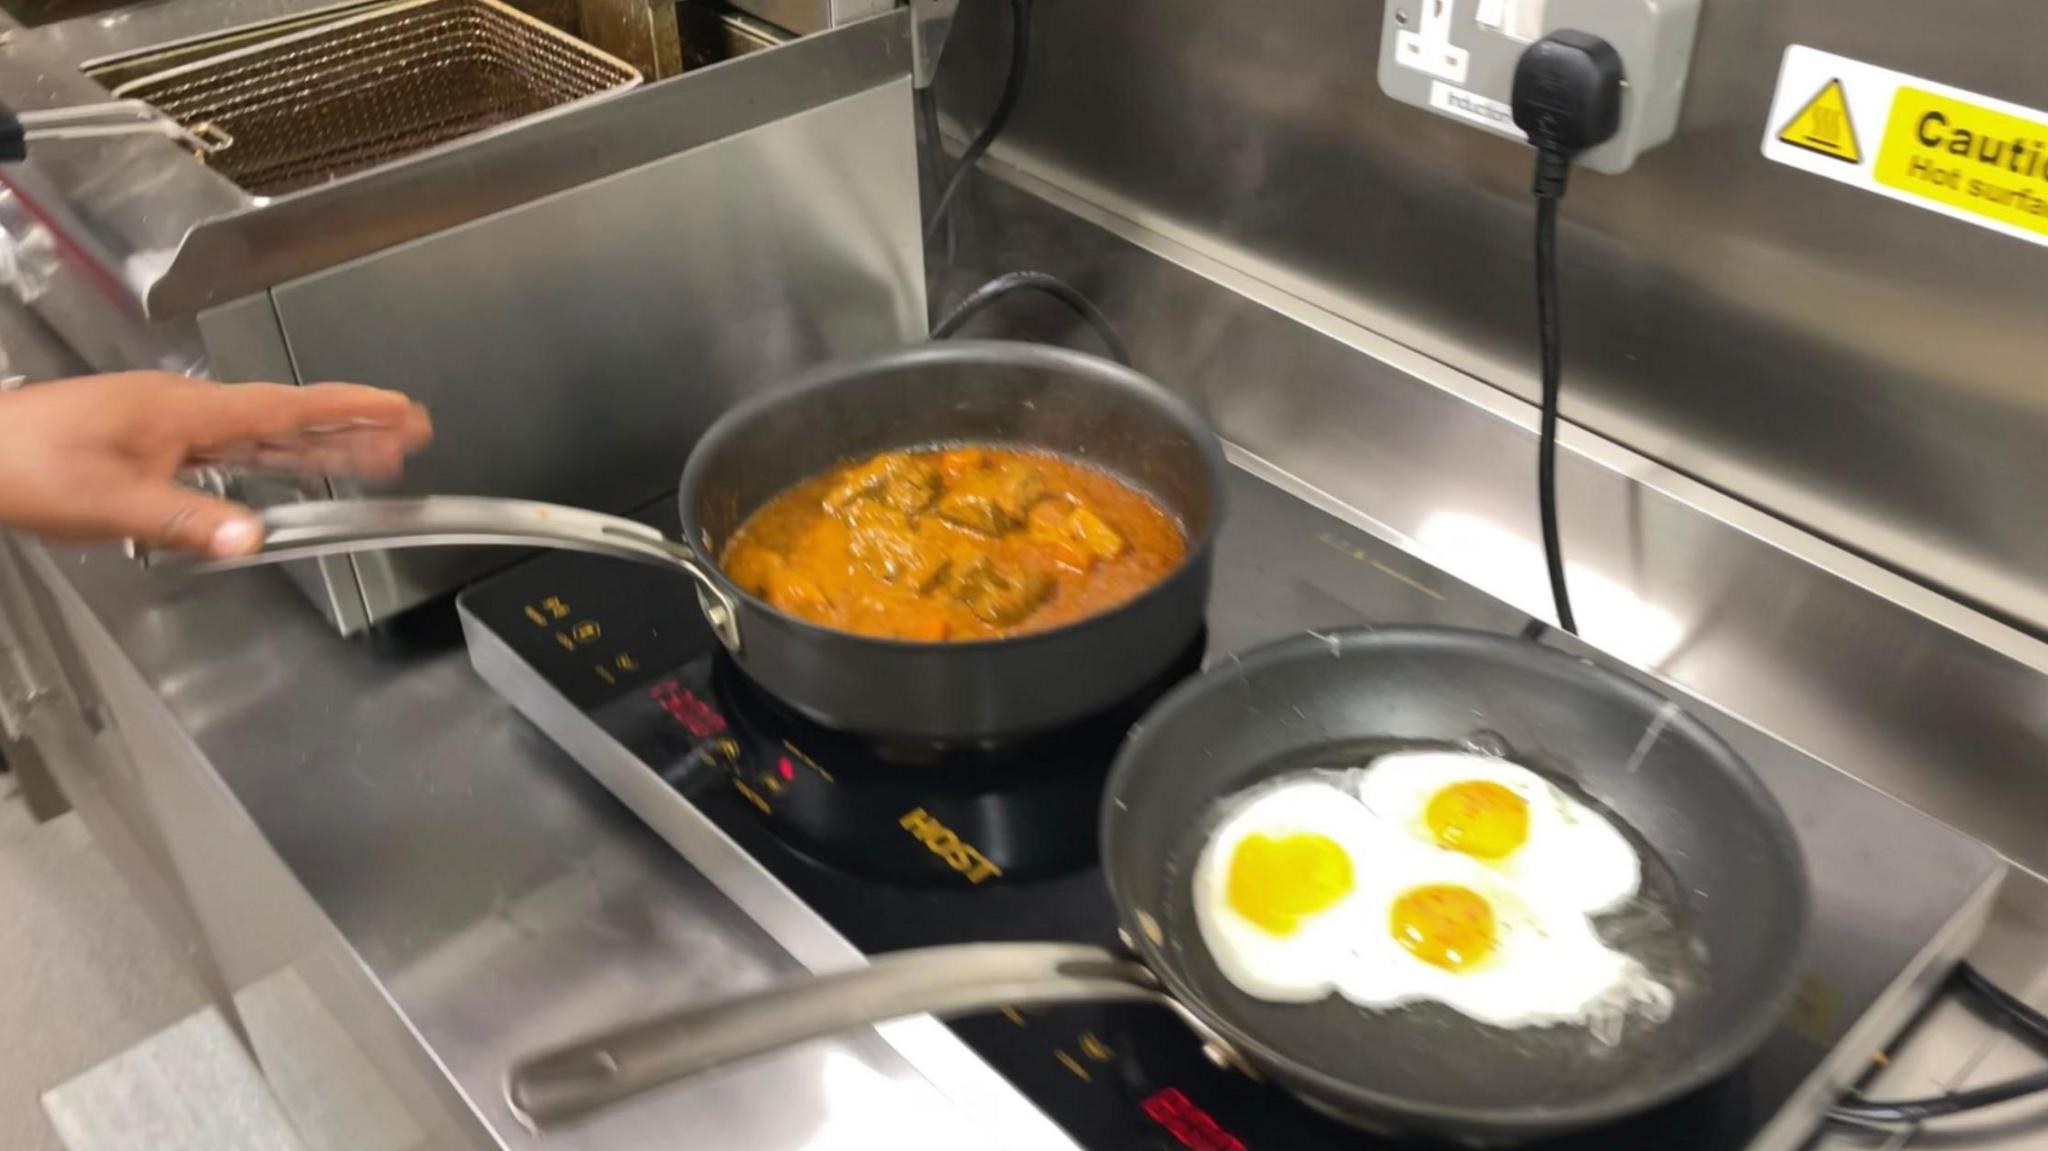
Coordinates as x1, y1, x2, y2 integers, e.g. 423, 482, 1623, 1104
1142, 1088, 1246, 1151
649, 679, 728, 738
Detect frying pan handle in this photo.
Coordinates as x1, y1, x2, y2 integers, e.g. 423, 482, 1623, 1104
146, 497, 742, 650
504, 943, 1162, 1131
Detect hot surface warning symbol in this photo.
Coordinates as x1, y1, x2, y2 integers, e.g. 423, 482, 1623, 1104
1777, 78, 1862, 164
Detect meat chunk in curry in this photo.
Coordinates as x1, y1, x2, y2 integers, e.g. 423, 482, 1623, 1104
844, 502, 952, 593
720, 447, 1186, 641
935, 460, 1045, 535
947, 554, 1056, 626
823, 451, 942, 515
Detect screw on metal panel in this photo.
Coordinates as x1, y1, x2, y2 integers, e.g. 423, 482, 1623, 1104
1394, 8, 1409, 24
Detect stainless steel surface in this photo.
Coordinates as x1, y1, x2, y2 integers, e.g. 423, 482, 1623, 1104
0, 534, 60, 740
909, 0, 960, 88
1, 2, 924, 630
508, 943, 1159, 1130
0, 0, 925, 630
574, 0, 680, 79
105, 0, 640, 195
263, 67, 924, 627
25, 538, 1042, 1151
5, 99, 229, 152
676, 4, 787, 70
932, 0, 2048, 640
1, 3, 912, 317
723, 0, 890, 37
932, 160, 2048, 887
196, 497, 743, 649
192, 293, 376, 632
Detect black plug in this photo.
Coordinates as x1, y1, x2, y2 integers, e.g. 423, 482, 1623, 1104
1511, 30, 1625, 199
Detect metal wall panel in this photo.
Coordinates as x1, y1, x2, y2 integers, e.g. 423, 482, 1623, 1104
935, 0, 2048, 634
273, 78, 925, 623
932, 170, 2048, 880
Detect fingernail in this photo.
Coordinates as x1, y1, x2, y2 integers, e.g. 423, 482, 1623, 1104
210, 517, 261, 557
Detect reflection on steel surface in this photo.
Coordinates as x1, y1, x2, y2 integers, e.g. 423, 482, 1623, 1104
1417, 511, 1685, 667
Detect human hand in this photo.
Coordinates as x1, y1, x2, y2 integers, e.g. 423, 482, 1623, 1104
0, 372, 432, 558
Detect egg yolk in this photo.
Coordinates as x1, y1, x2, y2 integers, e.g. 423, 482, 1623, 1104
1225, 832, 1356, 936
1424, 780, 1529, 859
1390, 883, 1497, 971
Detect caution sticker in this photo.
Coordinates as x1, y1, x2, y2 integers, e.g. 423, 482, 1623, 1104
1762, 46, 2048, 247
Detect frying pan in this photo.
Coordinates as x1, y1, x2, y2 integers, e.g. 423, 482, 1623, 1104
189, 341, 1225, 744
503, 627, 1810, 1143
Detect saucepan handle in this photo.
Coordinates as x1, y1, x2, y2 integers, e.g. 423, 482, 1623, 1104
157, 497, 742, 650
504, 943, 1161, 1131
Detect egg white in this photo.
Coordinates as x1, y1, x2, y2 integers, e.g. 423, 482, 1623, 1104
1354, 752, 1641, 915
1190, 778, 1387, 1003
1333, 840, 1674, 1035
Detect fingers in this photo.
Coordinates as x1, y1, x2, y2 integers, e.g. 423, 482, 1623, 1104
178, 381, 433, 456
103, 482, 264, 559
298, 383, 434, 450
195, 427, 415, 479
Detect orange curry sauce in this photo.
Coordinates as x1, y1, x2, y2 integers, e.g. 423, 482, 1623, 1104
721, 447, 1187, 641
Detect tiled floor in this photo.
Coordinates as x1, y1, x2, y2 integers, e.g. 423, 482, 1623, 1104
0, 774, 208, 1151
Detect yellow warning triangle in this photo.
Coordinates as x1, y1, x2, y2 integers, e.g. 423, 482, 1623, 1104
1777, 78, 1862, 164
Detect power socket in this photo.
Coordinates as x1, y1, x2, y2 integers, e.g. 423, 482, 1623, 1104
1377, 0, 1701, 175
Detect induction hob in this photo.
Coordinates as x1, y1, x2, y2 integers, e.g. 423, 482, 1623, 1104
457, 463, 2004, 1151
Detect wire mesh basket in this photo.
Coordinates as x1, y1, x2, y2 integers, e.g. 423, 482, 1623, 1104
110, 0, 641, 195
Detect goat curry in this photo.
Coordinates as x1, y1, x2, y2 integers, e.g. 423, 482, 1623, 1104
721, 446, 1187, 641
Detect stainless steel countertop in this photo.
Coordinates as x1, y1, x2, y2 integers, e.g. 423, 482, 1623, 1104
29, 539, 1028, 1150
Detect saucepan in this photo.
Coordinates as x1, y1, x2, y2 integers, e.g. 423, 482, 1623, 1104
197, 341, 1227, 744
503, 628, 1810, 1144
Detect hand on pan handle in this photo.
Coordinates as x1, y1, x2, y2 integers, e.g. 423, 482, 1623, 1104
0, 372, 432, 558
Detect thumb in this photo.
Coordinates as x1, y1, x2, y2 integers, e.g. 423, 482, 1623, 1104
108, 482, 264, 558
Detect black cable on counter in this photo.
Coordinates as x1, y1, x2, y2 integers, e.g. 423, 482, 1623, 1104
930, 271, 1131, 366
1828, 963, 2048, 1126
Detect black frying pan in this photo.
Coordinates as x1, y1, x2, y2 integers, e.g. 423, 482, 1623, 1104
504, 627, 1810, 1144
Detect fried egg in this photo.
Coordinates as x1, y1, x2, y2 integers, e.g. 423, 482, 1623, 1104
1192, 767, 1673, 1038
1333, 840, 1673, 1036
1190, 777, 1385, 1002
1355, 751, 1641, 915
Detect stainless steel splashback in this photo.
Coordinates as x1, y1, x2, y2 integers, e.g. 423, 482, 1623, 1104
933, 0, 2048, 637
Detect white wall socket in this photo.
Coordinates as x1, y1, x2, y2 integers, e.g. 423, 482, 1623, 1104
1376, 0, 1702, 176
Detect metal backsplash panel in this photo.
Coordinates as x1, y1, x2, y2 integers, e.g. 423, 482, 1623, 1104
269, 77, 924, 624
934, 0, 2048, 636
930, 169, 2048, 882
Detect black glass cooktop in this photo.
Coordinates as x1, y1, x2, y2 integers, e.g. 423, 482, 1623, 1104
457, 468, 2001, 1151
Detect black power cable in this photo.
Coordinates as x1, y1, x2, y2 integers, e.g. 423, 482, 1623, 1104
923, 0, 1033, 243
930, 270, 1131, 366
1960, 961, 2048, 1049
1510, 31, 1624, 636
1828, 962, 2048, 1126
1534, 194, 1573, 633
